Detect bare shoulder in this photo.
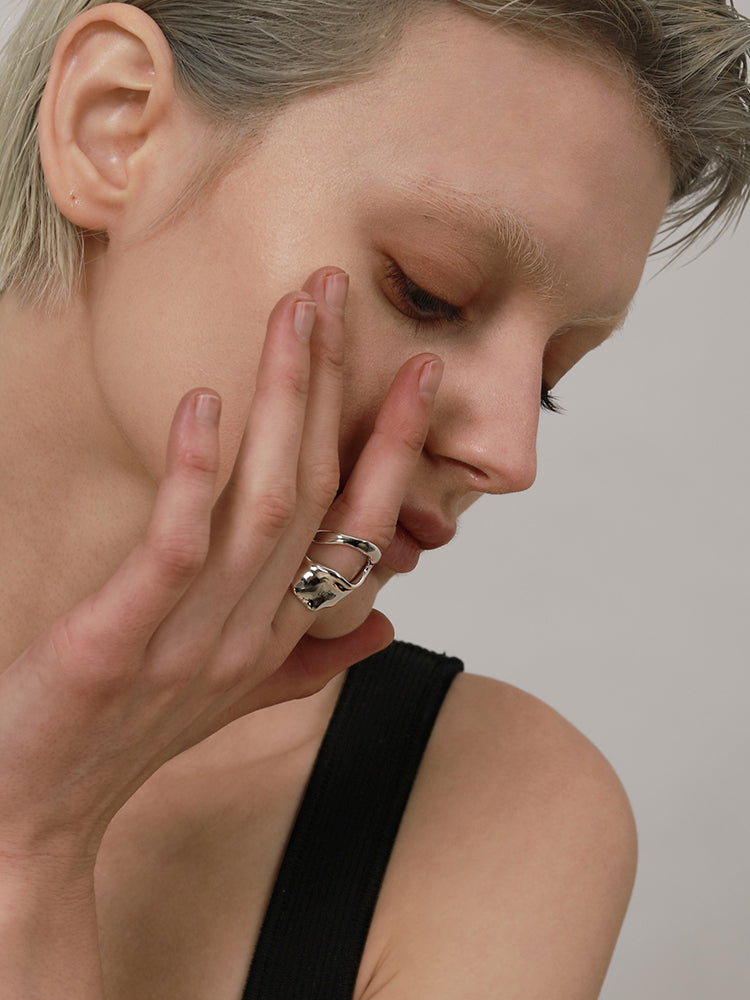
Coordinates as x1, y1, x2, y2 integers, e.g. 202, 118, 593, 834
357, 672, 636, 1000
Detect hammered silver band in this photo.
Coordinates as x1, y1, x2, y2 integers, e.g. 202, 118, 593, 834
292, 531, 382, 610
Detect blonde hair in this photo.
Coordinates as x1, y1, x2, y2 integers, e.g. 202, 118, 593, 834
1, 0, 750, 308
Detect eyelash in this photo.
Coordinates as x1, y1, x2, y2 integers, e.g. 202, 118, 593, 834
540, 381, 563, 414
384, 261, 465, 332
385, 260, 563, 414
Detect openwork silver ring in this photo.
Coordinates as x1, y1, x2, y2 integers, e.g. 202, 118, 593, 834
292, 531, 382, 611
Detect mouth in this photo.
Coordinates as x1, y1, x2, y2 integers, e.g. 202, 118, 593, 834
380, 508, 457, 574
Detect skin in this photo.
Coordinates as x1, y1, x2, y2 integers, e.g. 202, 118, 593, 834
0, 4, 671, 999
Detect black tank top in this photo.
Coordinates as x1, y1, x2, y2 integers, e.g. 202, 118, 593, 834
241, 640, 463, 999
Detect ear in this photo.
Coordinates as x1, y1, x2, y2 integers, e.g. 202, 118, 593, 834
38, 3, 178, 231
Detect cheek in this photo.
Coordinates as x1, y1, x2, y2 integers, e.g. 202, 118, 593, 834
89, 271, 269, 490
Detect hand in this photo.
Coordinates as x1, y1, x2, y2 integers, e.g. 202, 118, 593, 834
0, 267, 442, 866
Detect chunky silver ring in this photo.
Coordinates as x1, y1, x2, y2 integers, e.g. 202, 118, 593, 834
292, 531, 382, 610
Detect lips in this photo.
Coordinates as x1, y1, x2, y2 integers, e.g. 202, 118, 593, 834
380, 507, 457, 573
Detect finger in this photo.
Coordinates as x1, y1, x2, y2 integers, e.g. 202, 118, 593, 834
255, 609, 395, 704
146, 289, 320, 668
220, 290, 316, 537
238, 267, 349, 603
310, 352, 443, 580
270, 352, 441, 636
159, 269, 348, 697
297, 268, 347, 505
180, 270, 350, 684
56, 389, 222, 663
191, 610, 395, 735
184, 291, 316, 608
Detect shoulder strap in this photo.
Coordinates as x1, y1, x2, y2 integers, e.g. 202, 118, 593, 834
242, 640, 463, 1000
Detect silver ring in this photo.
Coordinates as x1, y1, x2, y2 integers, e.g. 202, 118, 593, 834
292, 531, 382, 610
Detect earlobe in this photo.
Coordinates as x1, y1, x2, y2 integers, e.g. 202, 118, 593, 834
38, 4, 176, 231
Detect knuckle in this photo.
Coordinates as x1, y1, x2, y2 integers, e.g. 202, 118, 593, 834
181, 445, 220, 479
316, 333, 345, 374
46, 612, 86, 675
277, 362, 310, 404
392, 423, 427, 458
371, 412, 426, 459
300, 456, 340, 511
47, 610, 128, 695
251, 483, 297, 536
146, 528, 208, 585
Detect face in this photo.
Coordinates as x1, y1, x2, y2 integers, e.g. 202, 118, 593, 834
83, 9, 671, 635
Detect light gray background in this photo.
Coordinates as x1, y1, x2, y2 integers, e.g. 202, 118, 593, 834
2, 1, 747, 997
382, 233, 750, 1000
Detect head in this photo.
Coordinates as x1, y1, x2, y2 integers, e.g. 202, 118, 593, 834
1, 0, 750, 308
0, 0, 749, 635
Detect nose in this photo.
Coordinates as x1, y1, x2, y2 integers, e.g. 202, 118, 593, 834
426, 338, 542, 496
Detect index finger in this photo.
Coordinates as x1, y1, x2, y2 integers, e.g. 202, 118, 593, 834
300, 352, 443, 589
329, 353, 443, 545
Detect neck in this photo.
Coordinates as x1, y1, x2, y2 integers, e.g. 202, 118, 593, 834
0, 288, 155, 663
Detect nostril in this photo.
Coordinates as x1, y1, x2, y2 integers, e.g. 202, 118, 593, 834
472, 450, 538, 495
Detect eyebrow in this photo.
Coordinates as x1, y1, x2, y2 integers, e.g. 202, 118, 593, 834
391, 174, 631, 326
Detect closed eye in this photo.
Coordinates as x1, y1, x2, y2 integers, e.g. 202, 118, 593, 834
384, 260, 465, 331
386, 260, 562, 413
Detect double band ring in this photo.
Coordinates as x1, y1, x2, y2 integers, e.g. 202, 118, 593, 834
292, 531, 382, 610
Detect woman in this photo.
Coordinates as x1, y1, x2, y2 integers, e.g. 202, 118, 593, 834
1, 1, 748, 997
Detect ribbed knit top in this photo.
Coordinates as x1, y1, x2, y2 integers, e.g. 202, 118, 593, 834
241, 640, 463, 999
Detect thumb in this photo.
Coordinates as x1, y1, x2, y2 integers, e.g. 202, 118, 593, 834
233, 610, 395, 713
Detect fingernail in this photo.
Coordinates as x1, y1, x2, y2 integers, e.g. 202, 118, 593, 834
294, 299, 316, 341
194, 392, 221, 424
324, 272, 349, 313
419, 359, 443, 402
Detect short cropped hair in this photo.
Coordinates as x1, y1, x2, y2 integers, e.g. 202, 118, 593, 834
2, 0, 750, 308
